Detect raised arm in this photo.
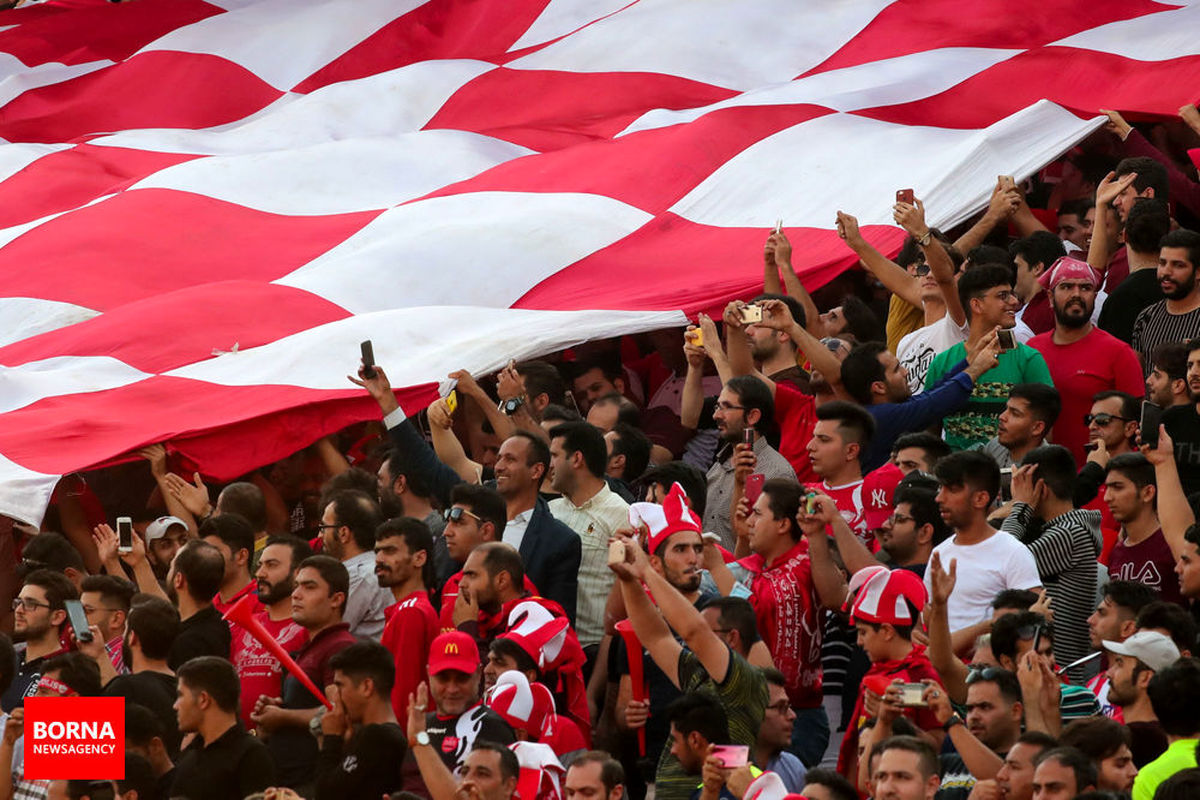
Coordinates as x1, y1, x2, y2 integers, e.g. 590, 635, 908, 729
894, 198, 966, 326
611, 537, 685, 687
835, 211, 923, 309
808, 492, 884, 576
762, 230, 783, 296
681, 330, 709, 431
925, 552, 971, 703
427, 397, 484, 484
952, 178, 1020, 256
756, 299, 845, 393
139, 444, 199, 537
769, 230, 825, 340
1087, 170, 1137, 273
1145, 427, 1196, 557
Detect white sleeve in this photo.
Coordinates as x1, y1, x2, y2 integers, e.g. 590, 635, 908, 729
1007, 543, 1043, 590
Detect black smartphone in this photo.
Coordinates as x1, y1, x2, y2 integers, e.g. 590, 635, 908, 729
64, 599, 93, 643
1031, 624, 1042, 656
360, 340, 377, 379
116, 516, 133, 553
1141, 401, 1163, 449
997, 329, 1016, 351
743, 427, 755, 446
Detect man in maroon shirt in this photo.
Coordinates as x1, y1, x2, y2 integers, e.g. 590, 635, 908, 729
376, 516, 439, 720
1105, 454, 1183, 604
252, 554, 357, 795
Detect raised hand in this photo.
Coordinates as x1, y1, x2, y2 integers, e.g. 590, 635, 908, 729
928, 552, 957, 607
163, 471, 211, 518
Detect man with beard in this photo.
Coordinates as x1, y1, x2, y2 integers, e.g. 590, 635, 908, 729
1146, 342, 1192, 409
200, 513, 258, 615
231, 534, 310, 728
1105, 632, 1179, 768
1029, 257, 1145, 465
1, 569, 75, 711
376, 517, 438, 719
924, 265, 1053, 450
1162, 337, 1200, 497
165, 540, 231, 670
1132, 230, 1200, 371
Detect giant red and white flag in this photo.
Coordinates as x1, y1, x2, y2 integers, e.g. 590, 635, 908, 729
0, 0, 1196, 524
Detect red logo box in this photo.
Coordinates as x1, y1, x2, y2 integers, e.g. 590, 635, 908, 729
23, 697, 125, 779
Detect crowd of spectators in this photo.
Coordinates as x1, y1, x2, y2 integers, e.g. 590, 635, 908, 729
6, 106, 1200, 800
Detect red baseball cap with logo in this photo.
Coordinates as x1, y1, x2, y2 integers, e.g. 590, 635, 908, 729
863, 462, 904, 531
428, 631, 480, 675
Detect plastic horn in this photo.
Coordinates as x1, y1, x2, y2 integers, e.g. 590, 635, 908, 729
615, 619, 646, 756
222, 593, 332, 709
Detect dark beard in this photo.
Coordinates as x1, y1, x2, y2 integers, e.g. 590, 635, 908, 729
258, 577, 294, 605
1053, 303, 1090, 329
1164, 272, 1198, 300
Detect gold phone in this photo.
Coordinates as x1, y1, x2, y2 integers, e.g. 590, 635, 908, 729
445, 390, 458, 414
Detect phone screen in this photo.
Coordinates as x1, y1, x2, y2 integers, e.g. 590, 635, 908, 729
64, 599, 93, 643
1141, 401, 1163, 449
116, 517, 133, 552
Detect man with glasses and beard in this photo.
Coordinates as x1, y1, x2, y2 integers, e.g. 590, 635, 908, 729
1, 569, 76, 711
231, 534, 311, 729
1029, 257, 1144, 466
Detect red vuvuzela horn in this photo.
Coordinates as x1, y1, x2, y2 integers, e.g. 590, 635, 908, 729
615, 619, 646, 756
223, 593, 332, 709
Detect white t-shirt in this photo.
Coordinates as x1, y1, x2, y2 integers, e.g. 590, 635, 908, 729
896, 313, 968, 394
926, 532, 1041, 632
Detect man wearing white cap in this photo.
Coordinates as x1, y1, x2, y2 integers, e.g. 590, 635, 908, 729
144, 515, 190, 580
1029, 256, 1144, 465
1103, 630, 1177, 767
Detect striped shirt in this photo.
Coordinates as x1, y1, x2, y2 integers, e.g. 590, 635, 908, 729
549, 483, 629, 647
1002, 503, 1102, 683
1131, 301, 1200, 376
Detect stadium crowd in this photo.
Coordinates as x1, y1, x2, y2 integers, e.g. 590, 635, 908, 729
5, 106, 1200, 800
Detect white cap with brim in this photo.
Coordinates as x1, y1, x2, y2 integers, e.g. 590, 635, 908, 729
145, 515, 187, 542
1102, 630, 1181, 673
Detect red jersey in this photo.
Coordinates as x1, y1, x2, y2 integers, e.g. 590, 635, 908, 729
213, 580, 261, 617
809, 479, 868, 546
736, 540, 822, 708
1027, 327, 1145, 466
230, 609, 308, 729
439, 571, 541, 633
381, 590, 439, 719
774, 383, 817, 482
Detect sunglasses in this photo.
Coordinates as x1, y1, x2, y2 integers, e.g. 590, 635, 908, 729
966, 666, 1009, 684
1084, 413, 1133, 426
444, 506, 483, 524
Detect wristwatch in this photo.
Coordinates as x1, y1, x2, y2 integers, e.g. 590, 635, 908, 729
916, 230, 933, 247
500, 395, 527, 415
410, 730, 431, 748
942, 713, 964, 732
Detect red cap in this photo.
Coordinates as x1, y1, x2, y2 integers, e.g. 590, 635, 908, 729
628, 482, 702, 554
849, 567, 927, 626
863, 462, 904, 531
428, 631, 480, 675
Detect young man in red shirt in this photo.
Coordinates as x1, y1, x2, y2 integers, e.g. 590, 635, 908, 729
376, 516, 439, 720
806, 401, 875, 546
231, 534, 311, 730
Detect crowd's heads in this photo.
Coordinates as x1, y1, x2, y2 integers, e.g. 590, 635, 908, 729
629, 483, 703, 592
957, 264, 1017, 327
215, 481, 267, 532
1147, 341, 1189, 407
493, 432, 551, 501
1010, 231, 1066, 299
800, 768, 859, 800
38, 652, 101, 698
1017, 444, 1077, 502
1087, 391, 1138, 451
997, 731, 1057, 800
125, 594, 180, 663
1105, 631, 1180, 710
892, 432, 951, 475
873, 735, 940, 800
809, 401, 874, 477
255, 534, 312, 605
565, 752, 624, 800
714, 375, 776, 445
998, 384, 1061, 451
1113, 156, 1168, 220
445, 483, 507, 563
587, 392, 641, 433
1157, 228, 1200, 301
666, 691, 729, 774
548, 421, 608, 493
1123, 197, 1170, 256
199, 512, 256, 588
380, 447, 437, 511
604, 423, 651, 482
1060, 718, 1136, 794
748, 293, 806, 359
291, 555, 349, 628
483, 637, 539, 691
16, 568, 76, 644
329, 640, 396, 718
79, 573, 134, 642
570, 358, 625, 413
964, 667, 1024, 752
841, 342, 911, 405
1056, 197, 1093, 250
20, 532, 86, 583
460, 542, 525, 614
1147, 656, 1200, 737
1040, 256, 1100, 329
176, 656, 241, 731
1032, 747, 1098, 799
639, 461, 708, 519
850, 568, 927, 650
518, 360, 567, 416
1103, 454, 1157, 525
990, 611, 1053, 670
428, 631, 482, 716
699, 597, 759, 659
1136, 600, 1197, 657
933, 451, 1001, 527
374, 517, 435, 591
747, 478, 804, 551
880, 483, 949, 564
322, 489, 383, 559
144, 516, 190, 575
460, 742, 519, 800
821, 295, 884, 343
1087, 579, 1157, 649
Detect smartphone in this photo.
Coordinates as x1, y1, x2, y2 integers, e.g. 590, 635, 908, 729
711, 745, 750, 769
803, 492, 819, 515
896, 188, 914, 205
445, 389, 458, 415
897, 683, 928, 707
739, 304, 763, 324
116, 516, 133, 554
744, 474, 765, 506
686, 326, 704, 348
64, 599, 92, 643
360, 340, 377, 379
1140, 401, 1163, 449
997, 329, 1016, 351
774, 218, 782, 234
607, 540, 626, 567
1031, 624, 1043, 656
743, 427, 755, 447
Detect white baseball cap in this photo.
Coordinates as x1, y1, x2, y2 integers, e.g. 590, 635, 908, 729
1103, 631, 1180, 672
144, 516, 187, 542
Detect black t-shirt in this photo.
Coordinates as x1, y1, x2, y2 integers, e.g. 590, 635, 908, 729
168, 606, 231, 670
1098, 268, 1162, 344
316, 722, 407, 800
0, 646, 65, 712
105, 671, 181, 755
1163, 404, 1200, 499
171, 722, 275, 800
400, 705, 515, 798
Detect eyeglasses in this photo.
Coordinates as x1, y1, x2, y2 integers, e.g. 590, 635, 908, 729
987, 290, 1016, 302
965, 666, 1008, 684
315, 523, 342, 532
887, 513, 914, 526
715, 402, 746, 412
1084, 413, 1133, 426
12, 597, 51, 612
765, 700, 792, 715
445, 507, 483, 524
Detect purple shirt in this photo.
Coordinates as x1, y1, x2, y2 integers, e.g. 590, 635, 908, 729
1108, 528, 1182, 604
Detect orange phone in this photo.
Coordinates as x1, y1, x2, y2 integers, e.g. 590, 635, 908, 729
896, 189, 914, 205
